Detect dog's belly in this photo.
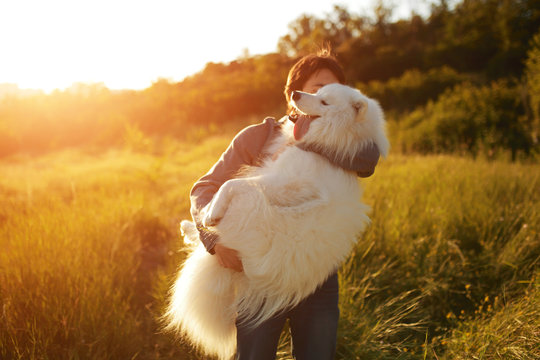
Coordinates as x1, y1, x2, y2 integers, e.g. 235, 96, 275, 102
215, 187, 271, 252
213, 169, 369, 303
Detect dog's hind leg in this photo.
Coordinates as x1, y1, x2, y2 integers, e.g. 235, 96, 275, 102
267, 181, 328, 213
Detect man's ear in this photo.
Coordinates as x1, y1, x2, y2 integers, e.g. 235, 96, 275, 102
353, 98, 368, 120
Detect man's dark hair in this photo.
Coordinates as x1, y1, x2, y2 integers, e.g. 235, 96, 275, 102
284, 48, 346, 114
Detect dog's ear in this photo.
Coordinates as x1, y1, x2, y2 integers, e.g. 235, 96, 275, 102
353, 98, 368, 120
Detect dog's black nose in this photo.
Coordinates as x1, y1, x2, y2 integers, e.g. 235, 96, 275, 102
292, 91, 301, 102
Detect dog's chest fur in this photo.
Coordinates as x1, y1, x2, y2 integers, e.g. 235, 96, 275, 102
243, 124, 357, 195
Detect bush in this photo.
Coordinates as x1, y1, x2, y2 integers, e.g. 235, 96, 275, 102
396, 81, 534, 160
525, 30, 540, 144
357, 66, 473, 112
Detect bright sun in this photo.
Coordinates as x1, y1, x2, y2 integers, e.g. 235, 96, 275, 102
0, 0, 300, 92
1, 1, 212, 91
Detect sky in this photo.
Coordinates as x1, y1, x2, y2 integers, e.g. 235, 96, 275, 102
0, 0, 434, 92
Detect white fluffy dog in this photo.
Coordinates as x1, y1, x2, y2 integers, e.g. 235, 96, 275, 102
165, 84, 389, 359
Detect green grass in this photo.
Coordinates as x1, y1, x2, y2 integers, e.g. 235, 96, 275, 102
0, 138, 230, 359
1, 139, 538, 359
334, 155, 539, 359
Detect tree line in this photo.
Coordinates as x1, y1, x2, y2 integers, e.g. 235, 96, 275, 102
1, 0, 539, 159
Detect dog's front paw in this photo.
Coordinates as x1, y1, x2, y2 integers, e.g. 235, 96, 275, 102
202, 200, 226, 227
202, 209, 221, 227
202, 179, 238, 227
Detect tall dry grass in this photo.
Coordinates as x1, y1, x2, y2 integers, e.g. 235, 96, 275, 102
1, 138, 538, 359
0, 138, 230, 359
333, 155, 539, 359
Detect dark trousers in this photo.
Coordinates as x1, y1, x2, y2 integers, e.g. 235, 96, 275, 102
235, 273, 339, 360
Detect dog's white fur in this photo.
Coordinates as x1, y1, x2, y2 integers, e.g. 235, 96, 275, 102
165, 84, 389, 359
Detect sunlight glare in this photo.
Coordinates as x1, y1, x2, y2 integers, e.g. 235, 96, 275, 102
0, 0, 430, 92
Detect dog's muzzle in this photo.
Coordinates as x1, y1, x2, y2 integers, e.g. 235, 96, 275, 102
288, 114, 298, 123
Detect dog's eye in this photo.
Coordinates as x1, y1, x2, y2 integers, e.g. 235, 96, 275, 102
321, 100, 328, 106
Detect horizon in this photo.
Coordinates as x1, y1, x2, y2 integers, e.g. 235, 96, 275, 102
0, 0, 436, 94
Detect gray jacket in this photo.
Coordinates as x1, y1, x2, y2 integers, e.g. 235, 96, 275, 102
190, 117, 380, 254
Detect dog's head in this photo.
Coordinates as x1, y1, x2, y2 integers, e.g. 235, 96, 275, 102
291, 83, 389, 159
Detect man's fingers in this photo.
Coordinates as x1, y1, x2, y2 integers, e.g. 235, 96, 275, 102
234, 259, 244, 272
224, 258, 243, 272
225, 258, 243, 272
214, 243, 243, 272
230, 262, 243, 272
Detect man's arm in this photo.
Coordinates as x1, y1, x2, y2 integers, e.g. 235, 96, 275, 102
295, 139, 381, 178
190, 118, 277, 254
350, 142, 380, 178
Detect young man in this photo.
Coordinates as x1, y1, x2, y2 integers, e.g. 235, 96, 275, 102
189, 51, 380, 360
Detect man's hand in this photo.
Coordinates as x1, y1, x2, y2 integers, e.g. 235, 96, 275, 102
214, 243, 243, 272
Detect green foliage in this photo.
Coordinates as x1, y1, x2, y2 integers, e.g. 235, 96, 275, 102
176, 54, 292, 124
526, 29, 540, 142
0, 54, 292, 158
277, 5, 366, 56
280, 0, 540, 82
358, 66, 473, 112
396, 81, 534, 159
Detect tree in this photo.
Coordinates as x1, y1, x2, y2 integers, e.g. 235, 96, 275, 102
277, 6, 366, 57
430, 0, 540, 77
525, 30, 540, 143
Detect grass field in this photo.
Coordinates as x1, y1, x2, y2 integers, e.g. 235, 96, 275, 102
1, 134, 538, 359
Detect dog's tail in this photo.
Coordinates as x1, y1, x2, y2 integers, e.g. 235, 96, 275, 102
164, 221, 238, 360
180, 219, 199, 247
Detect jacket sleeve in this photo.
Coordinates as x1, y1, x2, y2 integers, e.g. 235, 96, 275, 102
352, 142, 380, 178
295, 140, 381, 178
189, 119, 275, 253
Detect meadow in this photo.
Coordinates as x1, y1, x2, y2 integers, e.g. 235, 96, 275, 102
0, 129, 538, 359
